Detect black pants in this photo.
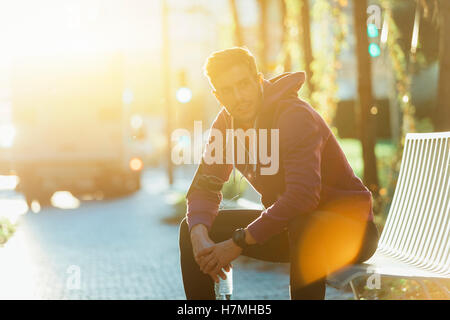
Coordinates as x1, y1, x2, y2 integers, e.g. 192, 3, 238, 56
179, 209, 379, 300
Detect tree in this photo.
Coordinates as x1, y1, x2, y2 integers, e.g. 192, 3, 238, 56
353, 0, 379, 192
299, 0, 315, 94
436, 0, 450, 131
228, 0, 244, 47
279, 0, 291, 72
257, 0, 268, 74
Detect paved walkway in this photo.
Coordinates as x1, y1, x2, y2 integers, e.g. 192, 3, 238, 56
0, 168, 352, 299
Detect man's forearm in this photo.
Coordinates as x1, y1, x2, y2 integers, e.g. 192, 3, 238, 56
190, 221, 257, 248
190, 224, 209, 241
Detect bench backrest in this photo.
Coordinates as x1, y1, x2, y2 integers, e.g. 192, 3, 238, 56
378, 132, 450, 275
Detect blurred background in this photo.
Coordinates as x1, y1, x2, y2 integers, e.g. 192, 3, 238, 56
0, 0, 448, 299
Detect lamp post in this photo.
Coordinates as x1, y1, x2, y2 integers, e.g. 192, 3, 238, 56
162, 0, 173, 186
161, 1, 209, 186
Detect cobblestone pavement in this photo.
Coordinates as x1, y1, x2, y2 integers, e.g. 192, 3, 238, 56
0, 168, 352, 300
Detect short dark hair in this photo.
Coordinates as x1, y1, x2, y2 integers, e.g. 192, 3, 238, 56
203, 47, 259, 88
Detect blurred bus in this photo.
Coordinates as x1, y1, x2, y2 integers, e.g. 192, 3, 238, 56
11, 52, 143, 206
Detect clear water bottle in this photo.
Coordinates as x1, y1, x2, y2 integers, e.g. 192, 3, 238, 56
214, 267, 233, 300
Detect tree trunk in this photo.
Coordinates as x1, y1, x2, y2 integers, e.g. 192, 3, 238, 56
353, 0, 379, 192
228, 0, 244, 46
300, 0, 315, 93
257, 0, 268, 74
279, 0, 291, 72
436, 0, 450, 131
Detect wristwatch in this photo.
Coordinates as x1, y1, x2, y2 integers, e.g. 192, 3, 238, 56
232, 228, 248, 249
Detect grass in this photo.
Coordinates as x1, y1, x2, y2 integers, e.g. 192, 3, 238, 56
0, 217, 16, 246
338, 138, 397, 189
338, 138, 398, 227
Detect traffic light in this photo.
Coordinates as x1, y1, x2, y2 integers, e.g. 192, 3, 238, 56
369, 43, 381, 58
367, 24, 379, 38
367, 23, 381, 58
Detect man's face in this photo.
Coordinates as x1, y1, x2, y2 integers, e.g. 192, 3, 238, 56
212, 64, 262, 124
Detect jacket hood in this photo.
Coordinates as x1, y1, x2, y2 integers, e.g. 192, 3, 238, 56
261, 71, 306, 113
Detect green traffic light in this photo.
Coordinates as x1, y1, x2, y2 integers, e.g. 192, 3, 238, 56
367, 24, 379, 38
369, 43, 381, 57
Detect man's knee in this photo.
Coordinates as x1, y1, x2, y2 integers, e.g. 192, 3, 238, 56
179, 217, 190, 249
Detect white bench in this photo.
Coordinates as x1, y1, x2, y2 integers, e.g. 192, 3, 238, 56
327, 132, 450, 299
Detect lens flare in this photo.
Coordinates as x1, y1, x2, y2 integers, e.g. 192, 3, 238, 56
176, 87, 192, 104
293, 197, 370, 286
129, 157, 143, 171
51, 191, 80, 209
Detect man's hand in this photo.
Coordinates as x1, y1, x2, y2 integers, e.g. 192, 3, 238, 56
190, 224, 229, 283
197, 239, 242, 282
190, 224, 214, 265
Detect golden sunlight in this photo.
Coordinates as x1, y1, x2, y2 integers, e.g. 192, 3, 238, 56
0, 230, 42, 299
30, 201, 41, 213
0, 175, 18, 190
0, 0, 162, 72
0, 198, 28, 224
0, 124, 16, 148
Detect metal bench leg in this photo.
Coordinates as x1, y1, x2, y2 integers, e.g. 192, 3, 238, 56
349, 280, 360, 300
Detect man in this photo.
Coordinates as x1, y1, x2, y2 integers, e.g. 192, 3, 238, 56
179, 47, 379, 300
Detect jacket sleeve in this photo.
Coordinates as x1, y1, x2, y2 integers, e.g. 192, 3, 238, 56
185, 111, 233, 233
246, 107, 325, 244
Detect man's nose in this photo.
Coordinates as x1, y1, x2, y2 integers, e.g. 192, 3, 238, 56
232, 86, 243, 102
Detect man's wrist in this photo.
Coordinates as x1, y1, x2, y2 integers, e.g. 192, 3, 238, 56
228, 238, 243, 253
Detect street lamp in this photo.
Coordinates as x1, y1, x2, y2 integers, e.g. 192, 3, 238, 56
176, 87, 192, 104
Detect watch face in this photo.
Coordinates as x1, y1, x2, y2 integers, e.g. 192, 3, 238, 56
232, 230, 239, 243
239, 229, 246, 242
